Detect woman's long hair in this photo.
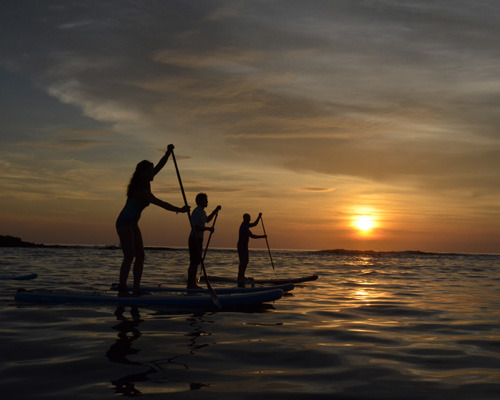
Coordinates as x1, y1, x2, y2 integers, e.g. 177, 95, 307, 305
127, 160, 153, 197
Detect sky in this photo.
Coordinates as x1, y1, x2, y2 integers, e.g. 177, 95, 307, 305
1, 0, 499, 253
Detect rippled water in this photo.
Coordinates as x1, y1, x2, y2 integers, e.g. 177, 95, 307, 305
1, 247, 499, 399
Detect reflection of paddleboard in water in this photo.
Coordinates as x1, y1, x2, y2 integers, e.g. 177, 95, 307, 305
0, 273, 38, 281
15, 288, 284, 308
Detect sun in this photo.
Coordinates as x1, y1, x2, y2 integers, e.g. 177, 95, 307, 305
354, 215, 376, 233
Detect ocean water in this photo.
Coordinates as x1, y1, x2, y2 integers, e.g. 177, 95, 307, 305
1, 247, 499, 400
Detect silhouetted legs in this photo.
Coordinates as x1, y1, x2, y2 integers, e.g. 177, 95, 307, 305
188, 236, 203, 288
237, 244, 249, 286
117, 225, 145, 295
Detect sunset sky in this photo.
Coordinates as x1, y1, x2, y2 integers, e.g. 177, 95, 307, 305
1, 1, 499, 253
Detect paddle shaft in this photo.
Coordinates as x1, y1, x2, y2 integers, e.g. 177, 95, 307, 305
203, 210, 219, 261
170, 150, 220, 307
261, 215, 277, 276
197, 210, 219, 282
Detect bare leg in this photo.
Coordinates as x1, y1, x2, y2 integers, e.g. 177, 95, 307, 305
187, 236, 202, 288
237, 245, 249, 279
131, 225, 145, 294
237, 262, 248, 280
117, 226, 135, 293
187, 263, 199, 288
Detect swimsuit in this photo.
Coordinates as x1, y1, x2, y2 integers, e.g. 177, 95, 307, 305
116, 187, 150, 228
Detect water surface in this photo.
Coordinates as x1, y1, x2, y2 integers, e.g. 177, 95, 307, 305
1, 247, 499, 399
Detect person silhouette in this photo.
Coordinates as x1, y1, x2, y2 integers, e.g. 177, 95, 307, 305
237, 213, 266, 285
115, 144, 189, 296
187, 193, 221, 288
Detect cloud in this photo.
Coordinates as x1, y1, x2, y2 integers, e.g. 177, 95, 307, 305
39, 139, 113, 150
1, 1, 500, 251
301, 187, 336, 193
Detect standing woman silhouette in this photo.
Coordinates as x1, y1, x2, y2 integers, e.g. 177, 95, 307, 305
115, 144, 189, 296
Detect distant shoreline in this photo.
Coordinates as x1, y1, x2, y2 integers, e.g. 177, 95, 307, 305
0, 235, 44, 248
1, 235, 497, 257
0, 235, 179, 251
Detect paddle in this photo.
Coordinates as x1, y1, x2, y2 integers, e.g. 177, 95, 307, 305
261, 215, 277, 278
170, 150, 220, 308
197, 206, 220, 282
203, 207, 220, 261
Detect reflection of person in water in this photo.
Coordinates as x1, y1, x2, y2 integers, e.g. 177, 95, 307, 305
106, 306, 142, 364
106, 306, 150, 396
115, 144, 189, 297
106, 307, 209, 396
